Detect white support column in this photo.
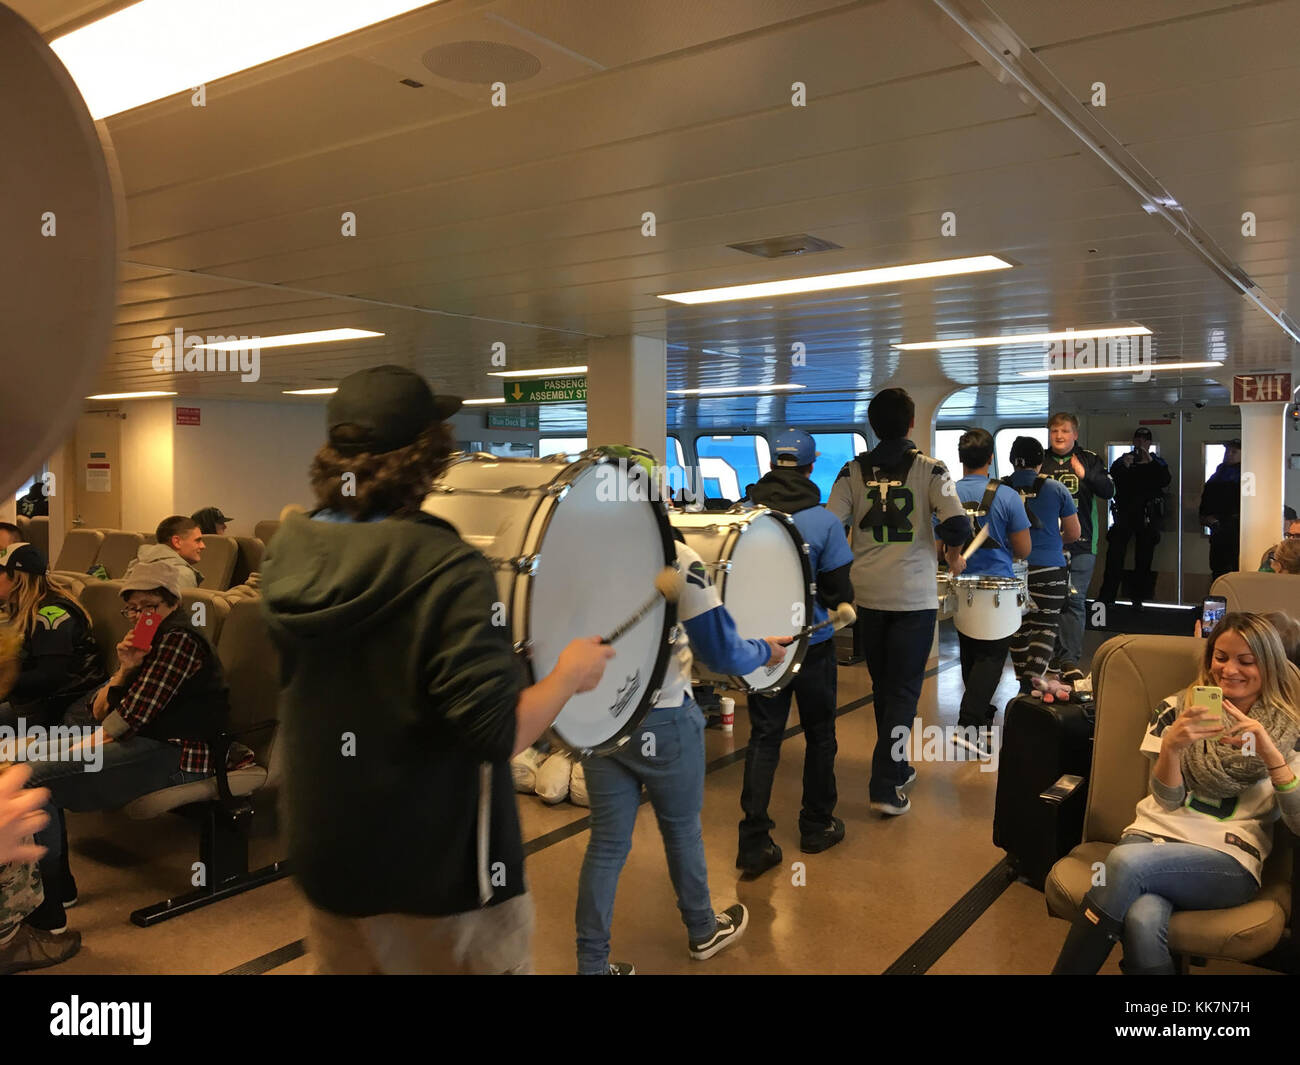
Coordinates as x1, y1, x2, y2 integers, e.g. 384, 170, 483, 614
1238, 402, 1288, 572
586, 335, 667, 462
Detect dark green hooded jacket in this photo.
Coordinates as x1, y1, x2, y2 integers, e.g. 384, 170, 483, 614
260, 512, 528, 918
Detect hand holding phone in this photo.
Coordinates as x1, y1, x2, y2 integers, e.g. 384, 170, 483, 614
1201, 596, 1227, 635
129, 609, 161, 652
1189, 684, 1227, 738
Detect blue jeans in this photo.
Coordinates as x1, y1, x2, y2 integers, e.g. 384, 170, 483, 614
858, 608, 936, 802
575, 699, 715, 973
24, 734, 207, 915
1085, 835, 1259, 971
1051, 551, 1096, 670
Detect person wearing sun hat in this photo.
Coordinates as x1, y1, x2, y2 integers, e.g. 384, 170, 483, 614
261, 364, 615, 974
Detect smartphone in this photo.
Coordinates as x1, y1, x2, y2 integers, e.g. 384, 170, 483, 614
129, 609, 161, 652
1189, 684, 1226, 737
1201, 595, 1227, 634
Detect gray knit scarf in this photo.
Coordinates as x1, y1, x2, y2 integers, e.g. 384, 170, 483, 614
1176, 690, 1300, 799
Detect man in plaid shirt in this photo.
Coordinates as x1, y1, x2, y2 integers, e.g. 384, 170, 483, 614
21, 561, 247, 936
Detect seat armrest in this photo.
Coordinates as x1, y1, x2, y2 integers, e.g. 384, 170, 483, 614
210, 720, 277, 807
1039, 773, 1086, 806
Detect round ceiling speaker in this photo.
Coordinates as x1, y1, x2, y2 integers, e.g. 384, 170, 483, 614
421, 40, 542, 84
0, 2, 121, 500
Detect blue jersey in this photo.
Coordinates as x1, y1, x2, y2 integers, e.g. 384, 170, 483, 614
790, 505, 854, 645
955, 475, 1029, 579
1007, 470, 1077, 567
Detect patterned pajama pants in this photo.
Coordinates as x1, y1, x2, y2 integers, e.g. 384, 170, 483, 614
1009, 565, 1069, 687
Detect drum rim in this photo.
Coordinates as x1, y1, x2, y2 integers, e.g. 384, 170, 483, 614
674, 505, 815, 696
541, 450, 678, 758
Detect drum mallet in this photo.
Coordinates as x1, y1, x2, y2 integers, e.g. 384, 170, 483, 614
601, 566, 685, 645
803, 602, 858, 636
960, 524, 992, 561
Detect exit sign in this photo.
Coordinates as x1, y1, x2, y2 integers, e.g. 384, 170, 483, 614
1233, 373, 1292, 403
502, 376, 587, 404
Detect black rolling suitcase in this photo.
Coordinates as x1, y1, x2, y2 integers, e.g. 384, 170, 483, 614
993, 693, 1094, 890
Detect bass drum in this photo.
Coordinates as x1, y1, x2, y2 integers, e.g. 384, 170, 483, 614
423, 451, 675, 757
670, 507, 813, 694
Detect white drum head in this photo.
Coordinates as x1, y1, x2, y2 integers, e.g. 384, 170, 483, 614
719, 512, 809, 691
531, 461, 672, 753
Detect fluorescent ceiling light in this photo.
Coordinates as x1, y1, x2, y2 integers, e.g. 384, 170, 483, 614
282, 388, 337, 395
463, 398, 507, 405
895, 326, 1152, 351
86, 391, 177, 399
52, 0, 442, 119
197, 329, 383, 351
1021, 361, 1223, 378
657, 255, 1013, 305
485, 365, 587, 378
670, 384, 807, 396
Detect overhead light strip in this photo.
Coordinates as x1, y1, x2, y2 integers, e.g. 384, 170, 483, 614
53, 0, 444, 119
86, 391, 177, 399
657, 255, 1014, 305
670, 384, 807, 396
895, 325, 1151, 351
485, 365, 587, 378
200, 329, 383, 351
1021, 361, 1223, 378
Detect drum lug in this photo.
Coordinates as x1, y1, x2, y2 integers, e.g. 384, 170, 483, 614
710, 560, 733, 573
545, 483, 570, 500
994, 591, 1002, 607
513, 639, 532, 656
513, 554, 540, 575
966, 590, 974, 606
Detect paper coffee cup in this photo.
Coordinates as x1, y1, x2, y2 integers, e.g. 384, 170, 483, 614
720, 696, 735, 733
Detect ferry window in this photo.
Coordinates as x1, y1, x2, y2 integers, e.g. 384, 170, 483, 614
934, 429, 966, 480
486, 442, 534, 458
695, 434, 767, 500
665, 436, 689, 499
994, 427, 1049, 480
539, 437, 586, 458
798, 432, 868, 503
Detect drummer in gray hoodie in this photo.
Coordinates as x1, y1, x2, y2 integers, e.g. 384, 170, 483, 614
123, 516, 205, 589
260, 365, 613, 975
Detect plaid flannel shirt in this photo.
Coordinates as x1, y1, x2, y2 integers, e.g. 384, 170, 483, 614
116, 628, 251, 775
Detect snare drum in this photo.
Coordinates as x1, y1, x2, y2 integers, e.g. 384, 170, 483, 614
937, 572, 955, 620
670, 507, 814, 694
423, 451, 675, 757
950, 575, 1027, 641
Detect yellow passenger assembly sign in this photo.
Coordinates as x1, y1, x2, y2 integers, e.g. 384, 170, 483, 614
503, 376, 588, 403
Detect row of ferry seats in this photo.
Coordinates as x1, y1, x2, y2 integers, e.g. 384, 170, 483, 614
50, 528, 264, 591
75, 580, 287, 925
1046, 628, 1298, 973
1212, 571, 1300, 616
15, 515, 48, 556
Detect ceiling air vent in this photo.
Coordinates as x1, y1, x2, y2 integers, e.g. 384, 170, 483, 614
421, 41, 542, 84
727, 234, 842, 259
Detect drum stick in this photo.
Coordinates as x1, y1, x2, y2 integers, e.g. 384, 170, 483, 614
601, 567, 684, 645
961, 524, 992, 561
804, 602, 857, 636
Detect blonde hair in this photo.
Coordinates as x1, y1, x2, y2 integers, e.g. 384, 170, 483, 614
1272, 539, 1300, 574
2, 571, 91, 637
1196, 612, 1300, 727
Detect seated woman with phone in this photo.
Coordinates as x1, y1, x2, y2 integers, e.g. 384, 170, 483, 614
1053, 612, 1300, 974
18, 561, 251, 936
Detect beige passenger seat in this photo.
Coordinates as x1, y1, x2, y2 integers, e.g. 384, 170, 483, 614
95, 531, 145, 579
197, 534, 238, 590
1212, 571, 1300, 616
53, 527, 104, 573
1045, 633, 1294, 970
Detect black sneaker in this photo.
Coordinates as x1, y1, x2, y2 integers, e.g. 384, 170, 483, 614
952, 725, 993, 759
800, 816, 845, 854
736, 840, 782, 877
869, 789, 911, 816
0, 926, 81, 974
62, 875, 78, 910
23, 893, 69, 935
900, 766, 918, 789
689, 904, 748, 960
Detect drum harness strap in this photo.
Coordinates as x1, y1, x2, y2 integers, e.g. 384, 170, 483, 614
477, 763, 493, 905
962, 480, 1005, 553
1000, 473, 1049, 531
856, 449, 918, 533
